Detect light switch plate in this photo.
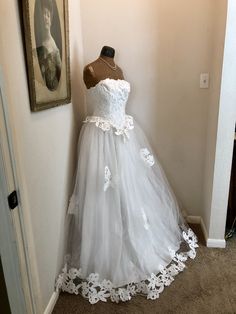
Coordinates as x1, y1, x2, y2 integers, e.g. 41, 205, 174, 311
200, 73, 209, 88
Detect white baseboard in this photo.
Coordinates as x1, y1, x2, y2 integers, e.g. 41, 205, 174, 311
186, 215, 201, 224
44, 291, 59, 314
206, 238, 226, 248
200, 217, 208, 243
186, 215, 226, 248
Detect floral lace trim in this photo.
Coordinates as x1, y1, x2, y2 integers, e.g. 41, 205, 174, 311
55, 228, 198, 304
140, 148, 155, 166
83, 115, 134, 140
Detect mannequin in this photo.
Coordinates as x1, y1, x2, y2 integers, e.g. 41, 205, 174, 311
56, 45, 199, 304
83, 46, 124, 89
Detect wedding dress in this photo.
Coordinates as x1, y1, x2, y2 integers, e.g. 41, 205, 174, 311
55, 78, 198, 304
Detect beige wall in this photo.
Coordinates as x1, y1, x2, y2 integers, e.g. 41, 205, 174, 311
0, 0, 85, 312
80, 0, 226, 217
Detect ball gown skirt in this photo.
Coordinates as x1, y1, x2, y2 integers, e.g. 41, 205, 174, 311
55, 78, 198, 304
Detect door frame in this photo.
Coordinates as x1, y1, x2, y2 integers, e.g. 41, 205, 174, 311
207, 0, 236, 246
0, 69, 35, 313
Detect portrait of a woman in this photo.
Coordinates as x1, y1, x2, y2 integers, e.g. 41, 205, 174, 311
35, 0, 62, 91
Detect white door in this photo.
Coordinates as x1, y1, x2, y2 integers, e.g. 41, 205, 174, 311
0, 73, 28, 314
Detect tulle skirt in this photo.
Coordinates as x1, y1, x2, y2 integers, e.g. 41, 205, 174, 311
55, 117, 198, 304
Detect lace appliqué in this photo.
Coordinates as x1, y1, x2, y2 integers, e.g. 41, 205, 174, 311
140, 148, 155, 166
84, 115, 134, 141
104, 166, 112, 191
55, 228, 198, 304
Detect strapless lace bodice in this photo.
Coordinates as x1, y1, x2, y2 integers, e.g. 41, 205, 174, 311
85, 79, 132, 130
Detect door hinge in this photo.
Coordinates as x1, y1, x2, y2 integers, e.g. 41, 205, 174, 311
8, 190, 18, 210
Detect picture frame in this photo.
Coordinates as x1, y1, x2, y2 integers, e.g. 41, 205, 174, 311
22, 0, 71, 112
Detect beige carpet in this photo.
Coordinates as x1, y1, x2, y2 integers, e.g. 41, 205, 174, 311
52, 224, 236, 314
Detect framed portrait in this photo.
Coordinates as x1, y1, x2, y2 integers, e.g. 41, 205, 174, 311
22, 0, 71, 112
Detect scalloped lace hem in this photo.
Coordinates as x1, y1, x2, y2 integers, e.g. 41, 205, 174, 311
55, 228, 198, 304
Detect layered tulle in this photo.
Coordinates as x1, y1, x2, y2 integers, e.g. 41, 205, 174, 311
55, 117, 198, 303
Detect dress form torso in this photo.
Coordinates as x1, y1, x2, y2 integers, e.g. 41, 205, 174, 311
83, 46, 124, 89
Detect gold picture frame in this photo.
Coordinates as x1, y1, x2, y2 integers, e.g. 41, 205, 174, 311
22, 0, 71, 112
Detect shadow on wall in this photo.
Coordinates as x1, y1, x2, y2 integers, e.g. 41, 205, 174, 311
56, 43, 86, 274
68, 44, 86, 195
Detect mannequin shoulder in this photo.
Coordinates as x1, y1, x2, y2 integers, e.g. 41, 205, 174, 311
83, 63, 95, 77
83, 61, 99, 88
116, 65, 125, 79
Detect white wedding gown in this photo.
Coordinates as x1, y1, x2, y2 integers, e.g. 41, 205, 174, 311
55, 78, 198, 304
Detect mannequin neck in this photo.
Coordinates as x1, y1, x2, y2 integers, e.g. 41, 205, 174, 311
99, 55, 114, 62
100, 46, 115, 58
